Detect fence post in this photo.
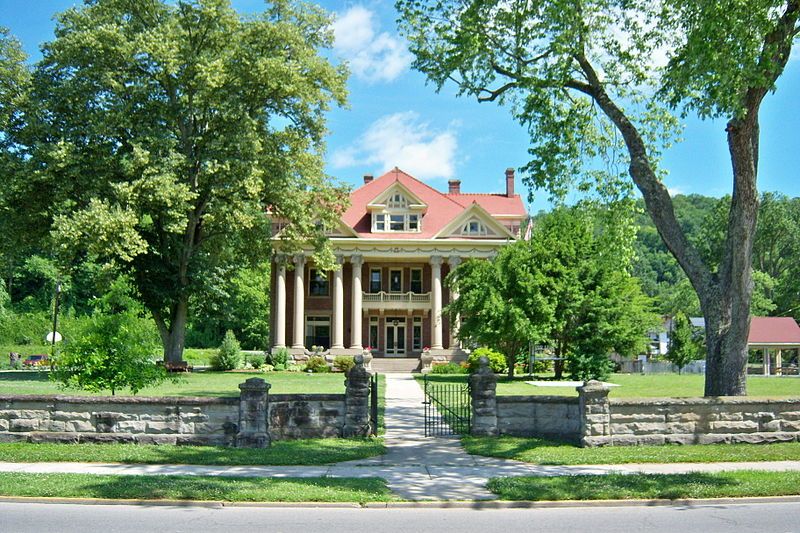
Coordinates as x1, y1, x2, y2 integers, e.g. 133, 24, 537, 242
344, 354, 373, 437
236, 377, 271, 448
577, 380, 611, 447
469, 356, 498, 436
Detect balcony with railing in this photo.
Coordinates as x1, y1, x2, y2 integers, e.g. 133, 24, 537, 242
362, 291, 431, 310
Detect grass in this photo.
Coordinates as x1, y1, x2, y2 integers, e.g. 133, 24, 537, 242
487, 471, 800, 501
417, 373, 800, 397
462, 435, 800, 465
0, 369, 351, 396
0, 472, 394, 503
0, 438, 385, 466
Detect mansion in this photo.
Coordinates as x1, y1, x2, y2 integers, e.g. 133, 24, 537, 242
269, 167, 526, 358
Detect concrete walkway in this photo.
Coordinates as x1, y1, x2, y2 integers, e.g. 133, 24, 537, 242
2, 373, 800, 501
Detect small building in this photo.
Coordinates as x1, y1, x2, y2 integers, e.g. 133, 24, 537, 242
747, 317, 800, 375
269, 167, 526, 360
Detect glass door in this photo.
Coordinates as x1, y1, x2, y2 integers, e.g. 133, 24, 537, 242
385, 317, 406, 356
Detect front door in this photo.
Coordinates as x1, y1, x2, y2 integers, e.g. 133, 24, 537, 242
385, 317, 406, 356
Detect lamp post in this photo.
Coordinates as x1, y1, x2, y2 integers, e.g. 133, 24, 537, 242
51, 281, 62, 359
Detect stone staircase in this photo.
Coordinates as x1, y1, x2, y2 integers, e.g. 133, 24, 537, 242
369, 357, 421, 373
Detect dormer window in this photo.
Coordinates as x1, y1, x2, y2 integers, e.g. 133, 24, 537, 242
461, 219, 487, 236
368, 187, 425, 233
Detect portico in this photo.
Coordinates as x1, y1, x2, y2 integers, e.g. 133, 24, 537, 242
269, 167, 527, 359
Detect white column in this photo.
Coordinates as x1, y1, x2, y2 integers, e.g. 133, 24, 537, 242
431, 255, 443, 350
292, 254, 306, 350
349, 255, 363, 350
274, 257, 287, 348
763, 347, 770, 375
776, 349, 783, 376
331, 255, 345, 349
448, 255, 462, 349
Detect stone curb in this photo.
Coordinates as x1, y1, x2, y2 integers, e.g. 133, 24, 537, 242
3, 495, 800, 509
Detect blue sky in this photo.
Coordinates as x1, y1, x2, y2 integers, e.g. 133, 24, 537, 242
2, 0, 798, 214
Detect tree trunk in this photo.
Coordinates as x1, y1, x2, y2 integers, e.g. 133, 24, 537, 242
164, 298, 188, 364
152, 297, 189, 364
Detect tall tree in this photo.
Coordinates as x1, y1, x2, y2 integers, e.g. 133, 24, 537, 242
397, 0, 799, 395
16, 0, 348, 362
531, 207, 657, 380
445, 241, 551, 378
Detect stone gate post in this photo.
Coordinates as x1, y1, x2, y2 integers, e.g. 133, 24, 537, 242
236, 377, 271, 448
577, 380, 611, 447
469, 356, 498, 436
343, 354, 372, 437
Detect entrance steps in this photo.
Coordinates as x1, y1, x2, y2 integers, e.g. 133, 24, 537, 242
370, 357, 421, 373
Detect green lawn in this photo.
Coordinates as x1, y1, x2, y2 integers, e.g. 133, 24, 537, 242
462, 436, 800, 465
0, 369, 350, 396
0, 472, 394, 503
488, 471, 800, 501
418, 373, 800, 397
0, 438, 385, 466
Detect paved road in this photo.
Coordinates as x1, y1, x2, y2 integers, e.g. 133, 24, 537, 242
2, 500, 800, 532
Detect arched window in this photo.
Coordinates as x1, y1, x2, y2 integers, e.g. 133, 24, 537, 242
461, 219, 487, 236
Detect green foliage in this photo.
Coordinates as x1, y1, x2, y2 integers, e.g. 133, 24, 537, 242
446, 241, 551, 378
333, 355, 355, 373
304, 355, 330, 373
430, 362, 468, 375
248, 354, 266, 370
667, 312, 702, 372
51, 279, 167, 395
187, 262, 271, 350
467, 348, 507, 374
269, 347, 290, 369
10, 0, 349, 363
210, 330, 241, 371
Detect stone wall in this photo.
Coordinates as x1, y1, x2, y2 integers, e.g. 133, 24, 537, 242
0, 395, 239, 445
468, 369, 800, 447
269, 394, 345, 440
496, 396, 580, 442
0, 377, 360, 447
601, 397, 800, 446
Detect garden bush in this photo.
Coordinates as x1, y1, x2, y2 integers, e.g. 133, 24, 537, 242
333, 355, 355, 373
430, 362, 468, 374
467, 347, 507, 374
269, 347, 290, 368
210, 330, 242, 371
248, 354, 265, 370
304, 355, 330, 373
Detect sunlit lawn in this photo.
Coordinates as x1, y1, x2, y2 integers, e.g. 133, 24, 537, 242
418, 373, 800, 398
488, 471, 800, 501
0, 370, 350, 396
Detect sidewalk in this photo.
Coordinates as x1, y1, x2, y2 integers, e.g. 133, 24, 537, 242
1, 373, 800, 501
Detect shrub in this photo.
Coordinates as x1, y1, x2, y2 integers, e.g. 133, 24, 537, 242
210, 330, 242, 371
248, 354, 266, 370
430, 362, 468, 374
262, 364, 275, 372
304, 355, 330, 373
467, 347, 507, 374
51, 282, 169, 395
269, 347, 290, 367
333, 355, 355, 373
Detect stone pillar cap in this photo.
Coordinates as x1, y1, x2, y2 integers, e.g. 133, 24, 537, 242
239, 377, 270, 392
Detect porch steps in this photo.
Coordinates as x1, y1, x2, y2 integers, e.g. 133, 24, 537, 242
370, 358, 421, 373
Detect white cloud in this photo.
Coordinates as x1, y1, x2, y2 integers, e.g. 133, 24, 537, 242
331, 111, 458, 180
667, 185, 685, 196
332, 6, 412, 83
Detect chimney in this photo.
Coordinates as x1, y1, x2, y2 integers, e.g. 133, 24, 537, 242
505, 168, 515, 197
363, 174, 374, 184
448, 179, 461, 194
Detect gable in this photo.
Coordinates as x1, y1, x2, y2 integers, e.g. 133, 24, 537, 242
434, 202, 515, 239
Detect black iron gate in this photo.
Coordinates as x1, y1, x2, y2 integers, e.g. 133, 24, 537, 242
369, 372, 379, 436
422, 375, 471, 436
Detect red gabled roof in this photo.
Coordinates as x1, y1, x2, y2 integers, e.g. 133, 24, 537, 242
340, 168, 526, 239
748, 317, 800, 345
447, 193, 527, 217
